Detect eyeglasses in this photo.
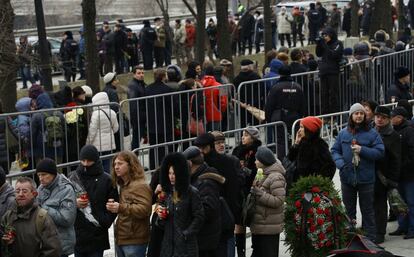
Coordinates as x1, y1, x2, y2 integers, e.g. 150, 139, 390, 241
15, 189, 31, 194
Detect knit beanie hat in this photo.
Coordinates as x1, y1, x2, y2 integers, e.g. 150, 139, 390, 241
36, 158, 58, 175
391, 106, 409, 119
80, 144, 100, 162
374, 106, 391, 117
255, 146, 277, 166
194, 133, 215, 147
81, 85, 93, 97
300, 116, 323, 133
394, 66, 410, 80
245, 126, 260, 140
103, 72, 117, 84
183, 146, 202, 160
28, 84, 44, 99
0, 167, 5, 187
349, 103, 365, 116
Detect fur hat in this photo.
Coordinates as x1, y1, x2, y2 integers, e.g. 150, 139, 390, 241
160, 153, 190, 195
36, 158, 58, 175
210, 131, 225, 141
374, 106, 391, 117
255, 146, 276, 166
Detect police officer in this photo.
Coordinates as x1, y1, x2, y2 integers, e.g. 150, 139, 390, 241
139, 20, 157, 70
265, 65, 305, 157
60, 31, 79, 82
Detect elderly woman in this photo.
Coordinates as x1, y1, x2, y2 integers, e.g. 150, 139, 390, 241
106, 151, 152, 257
250, 146, 286, 257
36, 158, 77, 257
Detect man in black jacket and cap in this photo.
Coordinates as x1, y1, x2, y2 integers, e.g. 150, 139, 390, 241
265, 65, 305, 157
139, 20, 157, 70
390, 107, 414, 239
386, 66, 412, 103
194, 133, 242, 257
373, 106, 401, 243
233, 59, 262, 127
184, 146, 226, 257
316, 26, 344, 114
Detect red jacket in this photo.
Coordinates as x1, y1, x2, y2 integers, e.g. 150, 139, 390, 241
201, 75, 228, 122
185, 24, 196, 47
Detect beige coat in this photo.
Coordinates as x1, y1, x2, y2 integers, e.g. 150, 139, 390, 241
250, 162, 286, 235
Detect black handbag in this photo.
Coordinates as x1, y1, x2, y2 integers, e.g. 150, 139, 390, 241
282, 156, 297, 190
241, 192, 256, 227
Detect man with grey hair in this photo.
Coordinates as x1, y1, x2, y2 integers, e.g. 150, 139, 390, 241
1, 177, 61, 257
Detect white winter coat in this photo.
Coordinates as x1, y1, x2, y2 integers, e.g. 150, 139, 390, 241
87, 92, 119, 152
277, 12, 293, 34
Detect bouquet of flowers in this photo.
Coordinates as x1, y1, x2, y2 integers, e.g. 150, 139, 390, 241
285, 176, 348, 257
65, 108, 84, 124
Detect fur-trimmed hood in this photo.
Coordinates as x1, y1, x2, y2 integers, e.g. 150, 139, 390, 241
160, 152, 190, 195
198, 172, 226, 184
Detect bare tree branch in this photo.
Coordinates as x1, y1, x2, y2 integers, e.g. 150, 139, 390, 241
182, 0, 197, 18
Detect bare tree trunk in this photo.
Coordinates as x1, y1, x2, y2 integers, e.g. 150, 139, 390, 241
351, 0, 360, 37
195, 0, 207, 64
0, 0, 18, 112
82, 0, 100, 93
398, 0, 407, 36
263, 0, 272, 54
215, 0, 232, 61
369, 0, 392, 38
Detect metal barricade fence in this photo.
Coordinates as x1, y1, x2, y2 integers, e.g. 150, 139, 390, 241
2, 102, 123, 180
131, 121, 289, 176
120, 84, 237, 169
290, 102, 399, 147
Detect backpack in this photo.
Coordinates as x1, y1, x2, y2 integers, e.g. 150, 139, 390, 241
44, 112, 63, 148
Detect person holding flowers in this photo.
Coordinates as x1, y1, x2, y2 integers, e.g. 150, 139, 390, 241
158, 152, 204, 257
69, 144, 118, 257
331, 103, 384, 242
36, 158, 77, 257
1, 177, 61, 257
250, 146, 286, 257
106, 151, 152, 257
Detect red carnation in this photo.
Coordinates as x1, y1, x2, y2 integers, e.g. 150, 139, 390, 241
317, 218, 324, 226
327, 225, 334, 232
307, 217, 314, 224
295, 200, 301, 208
311, 186, 321, 193
307, 207, 314, 214
325, 240, 333, 247
301, 193, 305, 198
318, 232, 326, 240
317, 208, 324, 215
309, 225, 316, 233
313, 196, 321, 203
318, 242, 324, 248
324, 208, 331, 215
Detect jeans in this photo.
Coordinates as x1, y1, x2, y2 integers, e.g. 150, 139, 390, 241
341, 183, 376, 240
116, 244, 148, 257
20, 66, 35, 88
251, 234, 279, 257
227, 236, 235, 257
74, 250, 104, 257
397, 181, 414, 235
100, 150, 112, 174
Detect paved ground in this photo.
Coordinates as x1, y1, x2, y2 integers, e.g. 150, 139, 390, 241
67, 171, 413, 257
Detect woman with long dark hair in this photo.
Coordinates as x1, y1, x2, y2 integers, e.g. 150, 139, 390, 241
158, 152, 204, 257
332, 103, 384, 242
287, 116, 336, 188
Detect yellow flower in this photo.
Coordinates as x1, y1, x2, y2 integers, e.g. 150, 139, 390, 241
76, 108, 84, 115
65, 110, 78, 124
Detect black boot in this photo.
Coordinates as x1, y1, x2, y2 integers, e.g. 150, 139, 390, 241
236, 233, 246, 257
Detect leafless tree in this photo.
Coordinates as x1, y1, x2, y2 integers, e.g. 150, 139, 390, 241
215, 0, 232, 61
0, 0, 18, 112
183, 0, 207, 64
82, 0, 100, 93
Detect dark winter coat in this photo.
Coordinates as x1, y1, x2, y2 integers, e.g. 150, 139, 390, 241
233, 70, 263, 127
204, 150, 242, 226
102, 84, 120, 113
145, 80, 177, 136
265, 76, 305, 129
127, 78, 147, 136
1, 202, 61, 257
386, 80, 413, 103
393, 120, 414, 182
375, 123, 401, 186
240, 13, 256, 38
316, 31, 344, 75
190, 163, 225, 251
342, 8, 351, 32
288, 137, 336, 183
0, 183, 14, 219
140, 25, 157, 50
232, 140, 262, 193
69, 161, 119, 253
307, 8, 322, 28
113, 30, 127, 57
159, 153, 205, 257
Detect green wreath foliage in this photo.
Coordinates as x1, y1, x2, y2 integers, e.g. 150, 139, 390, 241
284, 176, 348, 257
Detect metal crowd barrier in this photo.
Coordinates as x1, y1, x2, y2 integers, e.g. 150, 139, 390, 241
2, 102, 124, 180
235, 48, 414, 129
